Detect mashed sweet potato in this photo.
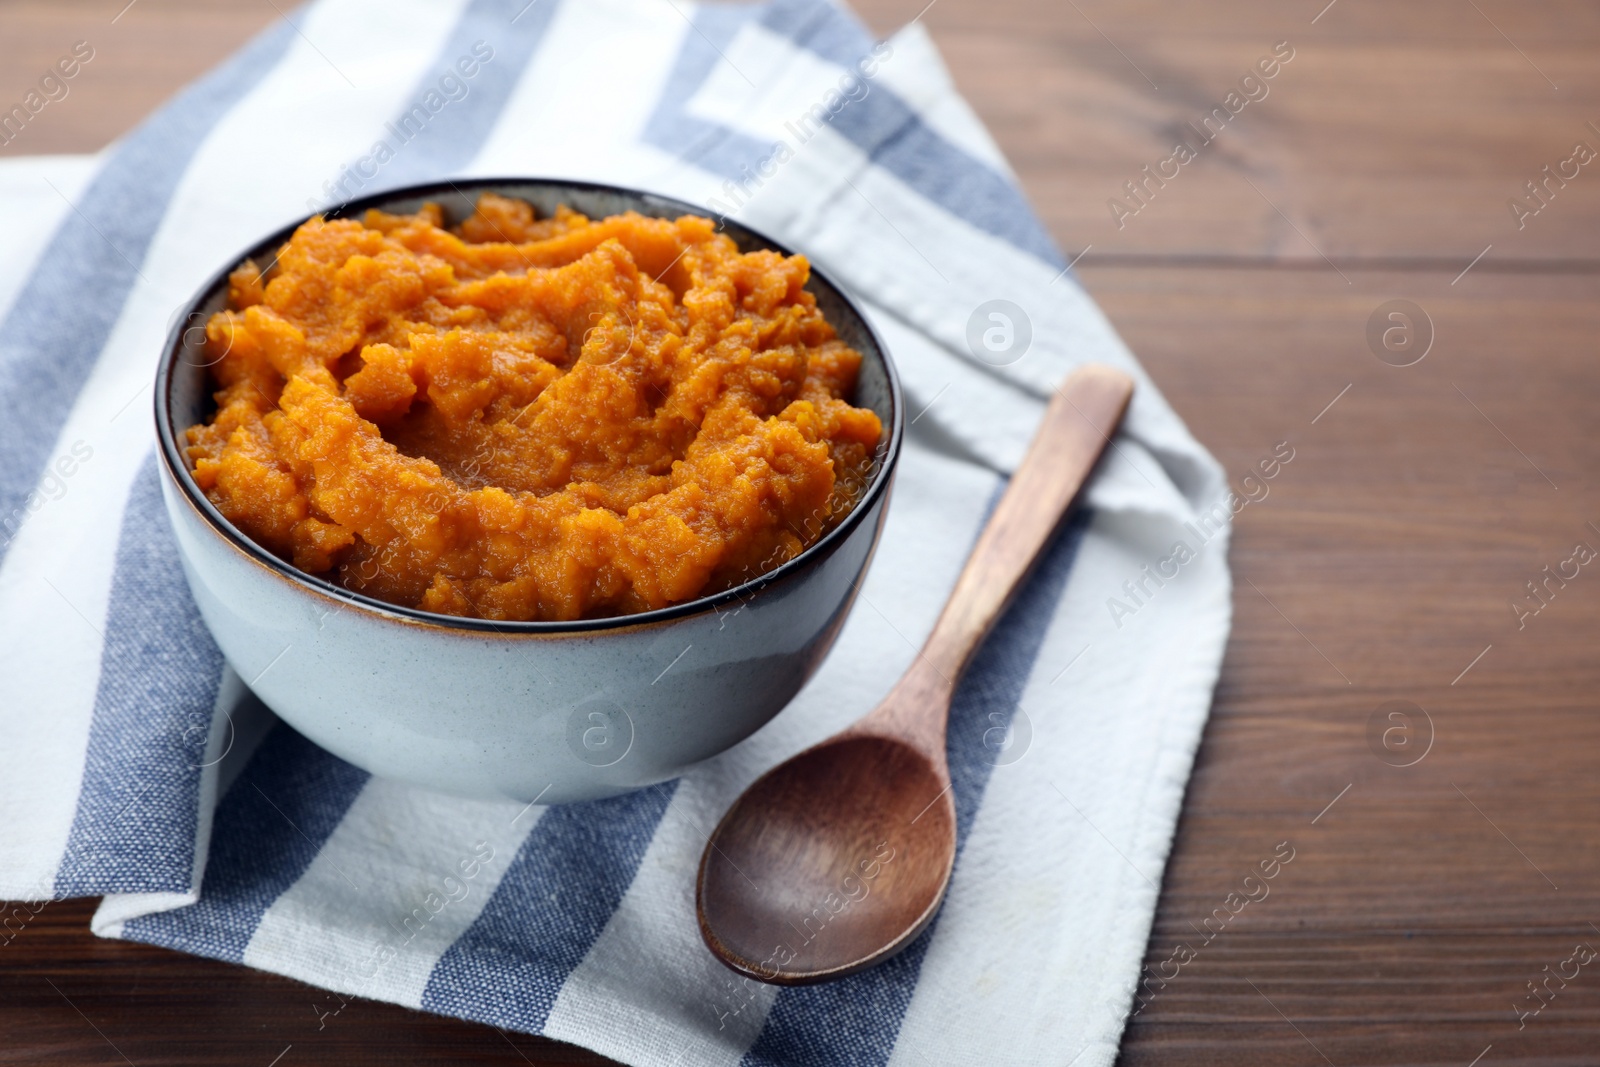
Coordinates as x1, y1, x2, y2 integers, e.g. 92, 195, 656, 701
184, 193, 882, 622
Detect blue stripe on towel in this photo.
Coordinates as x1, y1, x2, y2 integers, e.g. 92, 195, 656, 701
421, 780, 679, 1031
82, 0, 563, 900
53, 455, 225, 896
639, 3, 771, 177
757, 0, 865, 63
360, 0, 564, 193
121, 725, 370, 962
742, 508, 1092, 1067
0, 18, 295, 574
641, 0, 1061, 266
762, 0, 1062, 266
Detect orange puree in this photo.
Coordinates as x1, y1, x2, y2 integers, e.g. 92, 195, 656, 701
184, 193, 882, 622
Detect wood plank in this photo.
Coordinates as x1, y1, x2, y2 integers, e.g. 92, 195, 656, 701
1079, 262, 1600, 1064
0, 0, 278, 159
857, 0, 1600, 262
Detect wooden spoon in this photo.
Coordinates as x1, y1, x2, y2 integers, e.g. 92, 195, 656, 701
696, 363, 1136, 984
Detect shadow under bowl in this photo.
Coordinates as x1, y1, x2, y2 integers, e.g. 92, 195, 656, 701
154, 176, 903, 804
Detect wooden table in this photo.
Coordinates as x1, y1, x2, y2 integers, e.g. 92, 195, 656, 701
6, 1, 1600, 1063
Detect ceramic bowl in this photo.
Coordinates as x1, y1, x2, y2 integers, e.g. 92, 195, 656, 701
154, 177, 902, 804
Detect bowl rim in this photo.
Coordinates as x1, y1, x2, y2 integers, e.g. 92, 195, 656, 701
154, 175, 904, 636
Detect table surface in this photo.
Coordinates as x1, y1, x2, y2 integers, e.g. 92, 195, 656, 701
6, 1, 1600, 1064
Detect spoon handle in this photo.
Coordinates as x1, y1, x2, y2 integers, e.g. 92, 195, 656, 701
911, 364, 1134, 697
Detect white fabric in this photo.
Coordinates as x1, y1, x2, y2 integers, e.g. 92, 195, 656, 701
0, 2, 1231, 1063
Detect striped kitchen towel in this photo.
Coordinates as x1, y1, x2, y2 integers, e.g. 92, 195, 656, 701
0, 0, 1233, 1063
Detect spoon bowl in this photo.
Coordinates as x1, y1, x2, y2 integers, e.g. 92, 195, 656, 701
698, 734, 956, 983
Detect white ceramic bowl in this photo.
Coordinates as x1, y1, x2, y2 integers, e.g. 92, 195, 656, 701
155, 177, 902, 803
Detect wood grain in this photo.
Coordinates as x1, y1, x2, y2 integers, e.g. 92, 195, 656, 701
1082, 263, 1600, 1065
4, 0, 1600, 1064
856, 0, 1600, 262
0, 0, 278, 158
